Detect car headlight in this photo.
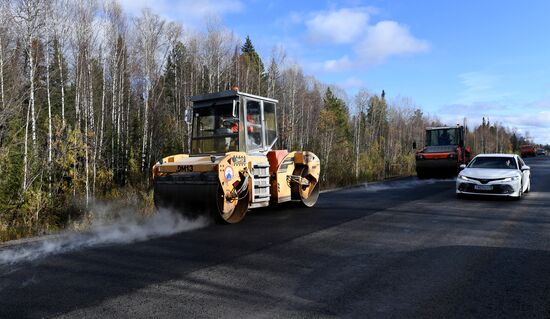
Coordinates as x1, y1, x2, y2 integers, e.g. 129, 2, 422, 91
458, 175, 470, 181
503, 176, 520, 182
416, 154, 423, 160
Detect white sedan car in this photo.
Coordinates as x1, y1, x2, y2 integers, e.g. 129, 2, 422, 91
456, 154, 531, 199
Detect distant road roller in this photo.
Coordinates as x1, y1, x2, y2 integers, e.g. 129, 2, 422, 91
152, 88, 321, 223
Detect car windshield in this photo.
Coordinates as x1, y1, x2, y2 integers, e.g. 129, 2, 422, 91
425, 128, 459, 146
191, 103, 239, 154
468, 157, 518, 169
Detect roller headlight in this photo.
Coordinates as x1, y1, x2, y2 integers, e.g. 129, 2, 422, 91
503, 176, 520, 182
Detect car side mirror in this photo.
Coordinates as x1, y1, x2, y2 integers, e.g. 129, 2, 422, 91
412, 141, 417, 150
459, 164, 466, 170
521, 165, 530, 171
184, 108, 192, 124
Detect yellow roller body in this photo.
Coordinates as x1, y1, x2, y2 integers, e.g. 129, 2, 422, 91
153, 152, 251, 223
152, 89, 321, 224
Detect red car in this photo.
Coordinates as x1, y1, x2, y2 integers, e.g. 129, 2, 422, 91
520, 145, 536, 157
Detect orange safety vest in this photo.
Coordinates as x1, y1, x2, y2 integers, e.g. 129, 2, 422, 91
247, 114, 254, 133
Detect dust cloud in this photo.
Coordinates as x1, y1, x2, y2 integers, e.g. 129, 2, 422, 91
0, 204, 208, 266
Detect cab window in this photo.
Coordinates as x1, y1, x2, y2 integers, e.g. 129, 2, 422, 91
246, 100, 263, 151
191, 103, 239, 154
264, 102, 277, 147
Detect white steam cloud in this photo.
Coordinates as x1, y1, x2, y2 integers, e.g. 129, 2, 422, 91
0, 205, 208, 266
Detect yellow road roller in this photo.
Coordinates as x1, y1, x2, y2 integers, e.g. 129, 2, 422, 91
152, 88, 321, 223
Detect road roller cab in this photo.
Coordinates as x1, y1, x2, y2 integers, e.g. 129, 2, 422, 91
414, 125, 472, 178
152, 89, 321, 223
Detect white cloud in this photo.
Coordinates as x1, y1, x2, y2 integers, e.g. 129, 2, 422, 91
356, 21, 430, 64
504, 111, 550, 128
489, 112, 550, 145
322, 55, 353, 72
435, 74, 550, 144
118, 0, 244, 26
306, 8, 370, 44
456, 71, 514, 104
459, 72, 497, 92
305, 9, 430, 72
437, 102, 550, 144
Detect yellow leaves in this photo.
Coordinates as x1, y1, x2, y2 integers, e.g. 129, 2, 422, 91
96, 168, 115, 195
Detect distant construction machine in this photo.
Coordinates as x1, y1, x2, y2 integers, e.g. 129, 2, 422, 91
152, 88, 321, 224
414, 125, 472, 179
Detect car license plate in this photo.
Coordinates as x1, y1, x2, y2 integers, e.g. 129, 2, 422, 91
475, 185, 493, 191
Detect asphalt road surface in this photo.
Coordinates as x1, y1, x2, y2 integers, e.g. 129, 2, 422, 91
1, 156, 550, 319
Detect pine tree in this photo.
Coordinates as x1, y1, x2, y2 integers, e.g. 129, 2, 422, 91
240, 36, 266, 94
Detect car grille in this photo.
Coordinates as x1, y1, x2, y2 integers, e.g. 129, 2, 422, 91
465, 177, 505, 184
458, 183, 514, 194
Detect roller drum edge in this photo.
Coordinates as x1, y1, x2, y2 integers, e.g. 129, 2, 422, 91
154, 172, 218, 218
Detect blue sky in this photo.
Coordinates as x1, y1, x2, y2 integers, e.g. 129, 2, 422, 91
120, 0, 550, 144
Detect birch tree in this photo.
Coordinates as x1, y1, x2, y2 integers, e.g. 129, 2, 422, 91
134, 9, 166, 172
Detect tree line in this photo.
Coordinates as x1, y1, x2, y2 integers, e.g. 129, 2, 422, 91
0, 0, 531, 240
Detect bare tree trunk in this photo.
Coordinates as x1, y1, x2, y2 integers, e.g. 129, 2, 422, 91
216, 51, 220, 92
111, 45, 118, 170
46, 38, 53, 195
124, 90, 130, 184
75, 60, 81, 131
84, 96, 89, 207
141, 87, 149, 171
147, 128, 153, 171
141, 53, 151, 171
28, 39, 37, 147
57, 45, 65, 127
83, 57, 90, 207
355, 116, 361, 180
117, 53, 125, 179
0, 36, 5, 110
281, 92, 286, 149
244, 64, 249, 93
257, 63, 261, 95
289, 74, 296, 148
88, 57, 94, 200
98, 57, 106, 162
23, 103, 31, 191
495, 124, 499, 153
300, 98, 305, 150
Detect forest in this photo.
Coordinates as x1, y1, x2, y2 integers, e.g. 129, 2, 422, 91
0, 0, 534, 240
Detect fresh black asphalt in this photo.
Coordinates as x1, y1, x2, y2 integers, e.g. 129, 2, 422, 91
1, 156, 549, 318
